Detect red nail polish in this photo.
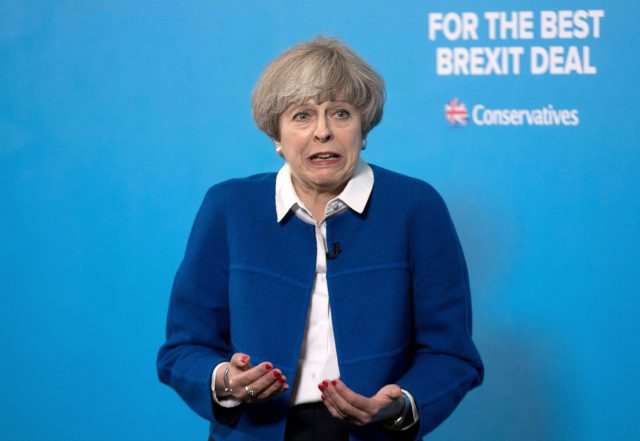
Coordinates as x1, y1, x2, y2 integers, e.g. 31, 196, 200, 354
321, 395, 326, 401
241, 355, 247, 363
318, 384, 325, 391
273, 370, 281, 378
278, 377, 285, 384
322, 380, 329, 387
265, 363, 272, 370
331, 380, 337, 386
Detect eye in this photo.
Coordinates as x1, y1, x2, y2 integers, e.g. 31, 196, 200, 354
334, 109, 351, 119
293, 111, 311, 121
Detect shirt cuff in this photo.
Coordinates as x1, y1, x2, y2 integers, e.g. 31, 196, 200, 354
211, 362, 242, 408
384, 389, 419, 431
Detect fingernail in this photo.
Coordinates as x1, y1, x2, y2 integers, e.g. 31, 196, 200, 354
321, 395, 325, 401
318, 384, 325, 391
265, 363, 272, 370
273, 370, 281, 378
331, 380, 337, 386
279, 377, 286, 383
241, 355, 248, 363
322, 380, 329, 387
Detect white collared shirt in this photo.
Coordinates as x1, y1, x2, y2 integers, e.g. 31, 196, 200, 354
275, 159, 374, 405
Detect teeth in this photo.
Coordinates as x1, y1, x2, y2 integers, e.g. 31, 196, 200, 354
312, 153, 339, 160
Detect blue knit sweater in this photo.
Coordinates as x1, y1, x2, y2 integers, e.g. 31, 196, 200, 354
157, 164, 483, 441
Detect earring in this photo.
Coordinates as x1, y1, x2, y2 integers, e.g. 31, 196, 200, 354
275, 146, 283, 157
361, 139, 367, 150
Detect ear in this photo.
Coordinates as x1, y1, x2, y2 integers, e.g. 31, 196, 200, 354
273, 139, 284, 158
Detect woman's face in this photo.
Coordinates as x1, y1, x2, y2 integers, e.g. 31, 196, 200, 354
275, 98, 363, 197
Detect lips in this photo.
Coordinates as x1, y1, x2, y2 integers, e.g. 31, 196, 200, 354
309, 151, 342, 161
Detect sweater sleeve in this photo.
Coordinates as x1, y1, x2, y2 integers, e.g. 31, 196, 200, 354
157, 186, 235, 422
395, 183, 484, 437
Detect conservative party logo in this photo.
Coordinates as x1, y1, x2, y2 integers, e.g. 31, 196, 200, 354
445, 98, 580, 127
445, 98, 469, 126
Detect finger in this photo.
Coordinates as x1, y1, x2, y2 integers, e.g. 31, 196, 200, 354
230, 352, 251, 369
323, 380, 370, 414
240, 362, 275, 383
256, 372, 289, 401
321, 393, 347, 421
322, 380, 371, 424
229, 361, 272, 386
319, 381, 341, 416
321, 392, 363, 425
329, 380, 373, 413
246, 368, 282, 400
230, 362, 276, 400
318, 380, 371, 424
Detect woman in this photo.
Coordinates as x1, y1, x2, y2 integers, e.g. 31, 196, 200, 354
157, 36, 483, 441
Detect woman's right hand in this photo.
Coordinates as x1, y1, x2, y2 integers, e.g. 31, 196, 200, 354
214, 352, 289, 403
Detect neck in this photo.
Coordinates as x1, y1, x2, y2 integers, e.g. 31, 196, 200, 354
292, 179, 346, 223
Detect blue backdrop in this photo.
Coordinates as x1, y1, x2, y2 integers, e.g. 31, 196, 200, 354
1, 1, 638, 440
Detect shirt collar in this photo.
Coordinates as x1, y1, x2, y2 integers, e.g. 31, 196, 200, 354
275, 159, 374, 222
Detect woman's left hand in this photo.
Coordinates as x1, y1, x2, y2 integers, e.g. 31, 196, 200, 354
318, 379, 405, 426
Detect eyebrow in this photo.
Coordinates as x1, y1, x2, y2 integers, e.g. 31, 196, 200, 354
285, 100, 353, 115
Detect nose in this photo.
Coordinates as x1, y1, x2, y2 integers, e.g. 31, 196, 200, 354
313, 115, 333, 143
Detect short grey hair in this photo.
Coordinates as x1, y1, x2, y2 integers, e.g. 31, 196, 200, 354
252, 36, 386, 141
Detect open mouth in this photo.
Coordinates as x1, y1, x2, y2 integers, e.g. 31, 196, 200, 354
309, 152, 342, 162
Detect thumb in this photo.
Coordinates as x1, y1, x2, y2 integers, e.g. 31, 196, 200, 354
230, 352, 251, 369
379, 384, 403, 400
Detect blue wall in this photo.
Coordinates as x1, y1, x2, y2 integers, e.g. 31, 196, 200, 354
1, 1, 638, 440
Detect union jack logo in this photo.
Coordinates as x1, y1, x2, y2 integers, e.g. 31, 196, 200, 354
445, 98, 468, 126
